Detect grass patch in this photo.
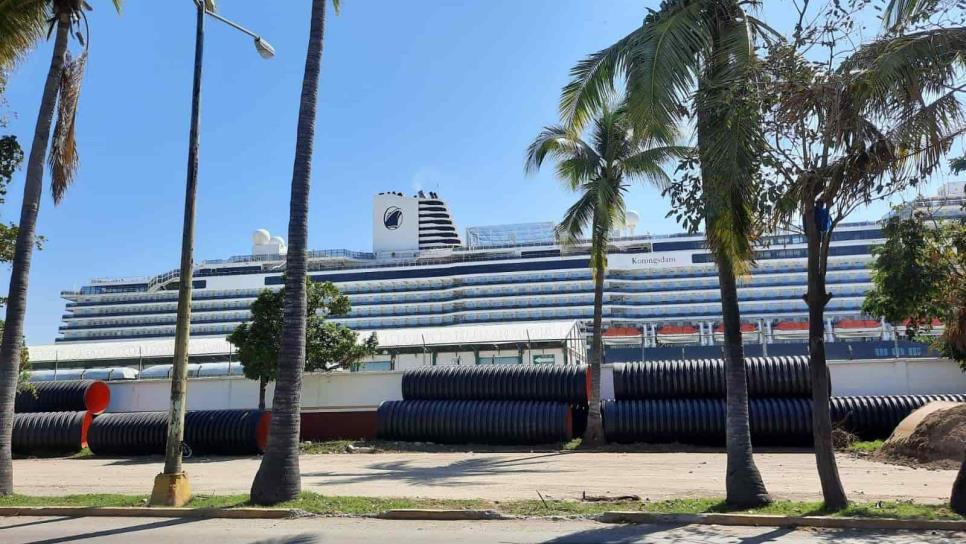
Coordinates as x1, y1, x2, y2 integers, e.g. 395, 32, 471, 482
848, 440, 885, 454
70, 447, 93, 459
299, 440, 358, 454
561, 438, 582, 451
0, 493, 961, 521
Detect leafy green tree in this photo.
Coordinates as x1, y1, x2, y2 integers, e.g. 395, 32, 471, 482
250, 0, 340, 506
0, 0, 123, 496
228, 280, 378, 410
561, 0, 773, 507
863, 212, 966, 368
862, 208, 966, 515
526, 103, 683, 446
760, 0, 966, 509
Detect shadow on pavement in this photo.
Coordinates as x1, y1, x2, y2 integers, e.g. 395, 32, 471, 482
302, 452, 573, 488
0, 516, 78, 531
249, 535, 319, 544
21, 516, 202, 544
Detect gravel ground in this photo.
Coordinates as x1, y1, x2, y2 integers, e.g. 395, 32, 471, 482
11, 450, 960, 504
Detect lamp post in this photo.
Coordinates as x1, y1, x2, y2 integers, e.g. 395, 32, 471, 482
150, 0, 274, 507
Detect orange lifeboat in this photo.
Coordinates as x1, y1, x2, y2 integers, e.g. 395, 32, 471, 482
713, 323, 759, 343
656, 324, 700, 345
772, 321, 809, 340
833, 319, 882, 339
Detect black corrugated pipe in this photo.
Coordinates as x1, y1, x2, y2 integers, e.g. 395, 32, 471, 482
603, 398, 812, 445
613, 356, 814, 399
401, 365, 589, 404
12, 411, 92, 454
831, 394, 966, 440
15, 380, 111, 414
87, 410, 270, 456
377, 400, 573, 444
603, 394, 966, 444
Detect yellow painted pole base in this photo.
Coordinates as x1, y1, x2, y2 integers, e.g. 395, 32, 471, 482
149, 472, 192, 507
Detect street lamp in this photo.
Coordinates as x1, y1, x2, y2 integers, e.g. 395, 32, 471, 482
150, 1, 274, 507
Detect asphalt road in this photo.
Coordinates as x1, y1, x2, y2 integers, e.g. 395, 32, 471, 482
12, 451, 958, 503
0, 517, 963, 544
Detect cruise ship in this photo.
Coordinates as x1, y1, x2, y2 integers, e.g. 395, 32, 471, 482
55, 185, 965, 360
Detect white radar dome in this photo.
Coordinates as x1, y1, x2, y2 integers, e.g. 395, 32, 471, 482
270, 236, 286, 246
625, 210, 640, 228
252, 229, 271, 245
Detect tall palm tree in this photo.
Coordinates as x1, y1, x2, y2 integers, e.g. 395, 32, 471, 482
0, 0, 122, 496
250, 0, 338, 505
560, 0, 773, 506
526, 105, 683, 446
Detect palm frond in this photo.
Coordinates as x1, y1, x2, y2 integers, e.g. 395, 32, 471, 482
556, 187, 596, 245
560, 28, 641, 131
48, 50, 87, 205
621, 144, 689, 189
113, 0, 125, 13
331, 0, 341, 15
841, 27, 966, 119
525, 125, 599, 188
0, 0, 50, 70
883, 0, 941, 31
623, 0, 713, 134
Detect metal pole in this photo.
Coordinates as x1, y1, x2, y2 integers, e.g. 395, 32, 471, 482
162, 0, 204, 478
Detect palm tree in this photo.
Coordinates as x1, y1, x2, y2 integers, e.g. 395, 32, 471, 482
560, 0, 773, 506
250, 0, 338, 505
526, 105, 683, 446
0, 0, 122, 496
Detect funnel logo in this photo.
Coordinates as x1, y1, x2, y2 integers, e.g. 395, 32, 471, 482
383, 207, 403, 230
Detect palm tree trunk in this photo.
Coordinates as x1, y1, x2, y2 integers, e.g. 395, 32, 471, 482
804, 202, 848, 510
258, 377, 266, 411
952, 449, 966, 515
718, 255, 771, 508
250, 0, 327, 505
0, 14, 70, 496
582, 221, 606, 447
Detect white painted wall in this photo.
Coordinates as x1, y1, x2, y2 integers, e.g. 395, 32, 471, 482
107, 371, 402, 413
828, 358, 966, 396
102, 359, 965, 413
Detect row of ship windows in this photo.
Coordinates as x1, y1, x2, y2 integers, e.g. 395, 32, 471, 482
66, 261, 872, 310
60, 297, 868, 332
60, 302, 870, 341
64, 278, 872, 322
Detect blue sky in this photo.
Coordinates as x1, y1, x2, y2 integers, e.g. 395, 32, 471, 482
0, 1, 957, 344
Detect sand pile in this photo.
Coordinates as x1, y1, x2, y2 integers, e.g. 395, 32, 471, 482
876, 401, 966, 469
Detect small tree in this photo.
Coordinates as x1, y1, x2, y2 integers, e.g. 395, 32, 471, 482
863, 207, 966, 515
863, 211, 966, 367
228, 280, 378, 409
757, 0, 966, 509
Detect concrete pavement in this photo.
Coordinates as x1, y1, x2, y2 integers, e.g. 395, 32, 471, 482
12, 451, 959, 503
1, 516, 964, 543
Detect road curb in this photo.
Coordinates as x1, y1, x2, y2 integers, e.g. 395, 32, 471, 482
376, 509, 514, 521
0, 506, 294, 519
597, 511, 966, 531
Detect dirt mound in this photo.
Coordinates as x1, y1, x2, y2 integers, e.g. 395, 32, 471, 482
876, 401, 966, 470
